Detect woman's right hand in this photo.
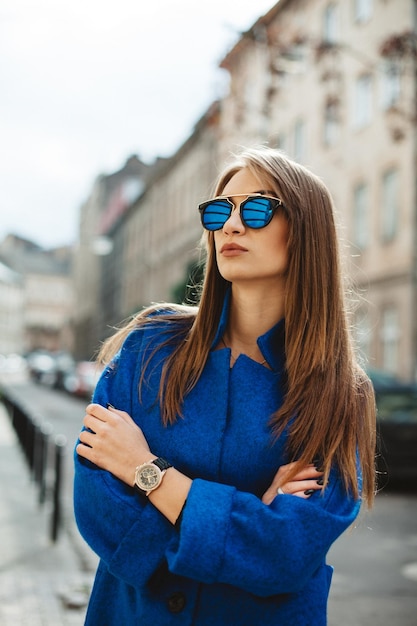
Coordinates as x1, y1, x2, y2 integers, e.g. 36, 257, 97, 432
262, 462, 323, 504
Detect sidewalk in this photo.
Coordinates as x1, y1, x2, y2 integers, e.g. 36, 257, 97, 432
0, 403, 97, 626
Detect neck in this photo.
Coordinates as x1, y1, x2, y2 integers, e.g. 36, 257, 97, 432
227, 283, 285, 343
221, 283, 285, 366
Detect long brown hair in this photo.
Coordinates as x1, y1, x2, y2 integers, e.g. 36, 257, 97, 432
99, 147, 376, 505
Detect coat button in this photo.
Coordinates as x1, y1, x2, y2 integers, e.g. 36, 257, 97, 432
167, 591, 186, 613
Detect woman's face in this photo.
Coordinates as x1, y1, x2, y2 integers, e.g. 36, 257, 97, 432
214, 167, 289, 287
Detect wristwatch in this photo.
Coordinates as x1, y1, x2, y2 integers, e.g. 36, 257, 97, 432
134, 457, 172, 496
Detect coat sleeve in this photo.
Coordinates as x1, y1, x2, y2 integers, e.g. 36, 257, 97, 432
73, 329, 177, 589
165, 471, 361, 597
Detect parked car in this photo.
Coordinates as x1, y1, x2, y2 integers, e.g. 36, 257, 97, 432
0, 353, 28, 382
368, 371, 417, 487
26, 350, 75, 389
63, 361, 104, 399
26, 350, 57, 385
52, 351, 76, 389
366, 368, 401, 389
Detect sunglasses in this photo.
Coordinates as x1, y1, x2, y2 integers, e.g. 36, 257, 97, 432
198, 194, 286, 231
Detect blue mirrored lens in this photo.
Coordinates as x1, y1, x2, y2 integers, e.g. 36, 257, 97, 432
241, 197, 273, 228
201, 200, 231, 231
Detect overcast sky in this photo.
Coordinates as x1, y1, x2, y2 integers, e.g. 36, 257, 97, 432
1, 0, 276, 249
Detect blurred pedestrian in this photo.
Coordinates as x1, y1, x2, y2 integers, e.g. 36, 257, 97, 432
74, 146, 376, 625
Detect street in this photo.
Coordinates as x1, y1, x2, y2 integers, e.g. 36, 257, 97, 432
1, 378, 417, 625
328, 491, 417, 625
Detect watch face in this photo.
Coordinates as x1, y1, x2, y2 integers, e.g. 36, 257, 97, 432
136, 464, 160, 491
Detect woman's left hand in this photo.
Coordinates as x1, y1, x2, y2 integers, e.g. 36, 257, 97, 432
262, 462, 323, 504
76, 403, 151, 486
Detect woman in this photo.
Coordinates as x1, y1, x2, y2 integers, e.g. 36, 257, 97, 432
74, 147, 376, 625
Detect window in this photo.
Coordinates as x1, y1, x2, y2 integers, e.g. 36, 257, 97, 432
355, 0, 372, 23
323, 3, 339, 43
355, 307, 372, 364
323, 100, 340, 146
276, 41, 308, 75
293, 119, 306, 163
354, 74, 372, 128
380, 169, 398, 241
380, 59, 401, 110
380, 308, 400, 374
121, 178, 144, 205
353, 183, 369, 249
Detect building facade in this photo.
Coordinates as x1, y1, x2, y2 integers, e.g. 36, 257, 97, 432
218, 0, 417, 381
72, 155, 150, 359
0, 260, 24, 355
73, 0, 416, 381
96, 102, 220, 341
0, 235, 74, 354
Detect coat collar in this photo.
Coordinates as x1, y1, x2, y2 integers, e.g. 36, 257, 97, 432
211, 289, 286, 374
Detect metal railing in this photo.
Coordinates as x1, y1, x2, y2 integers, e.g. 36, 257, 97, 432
0, 386, 66, 542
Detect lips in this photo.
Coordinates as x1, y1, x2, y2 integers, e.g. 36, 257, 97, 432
220, 243, 248, 253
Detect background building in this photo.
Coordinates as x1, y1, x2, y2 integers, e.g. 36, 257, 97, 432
218, 0, 416, 381
72, 0, 416, 381
72, 155, 150, 359
0, 260, 24, 355
0, 235, 74, 354
76, 102, 221, 350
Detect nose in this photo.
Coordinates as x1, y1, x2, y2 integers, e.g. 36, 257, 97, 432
223, 202, 245, 234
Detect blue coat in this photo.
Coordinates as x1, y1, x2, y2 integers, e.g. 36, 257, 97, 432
74, 299, 361, 625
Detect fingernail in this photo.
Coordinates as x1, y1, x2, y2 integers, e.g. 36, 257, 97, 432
304, 489, 315, 495
106, 402, 115, 409
316, 478, 324, 485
